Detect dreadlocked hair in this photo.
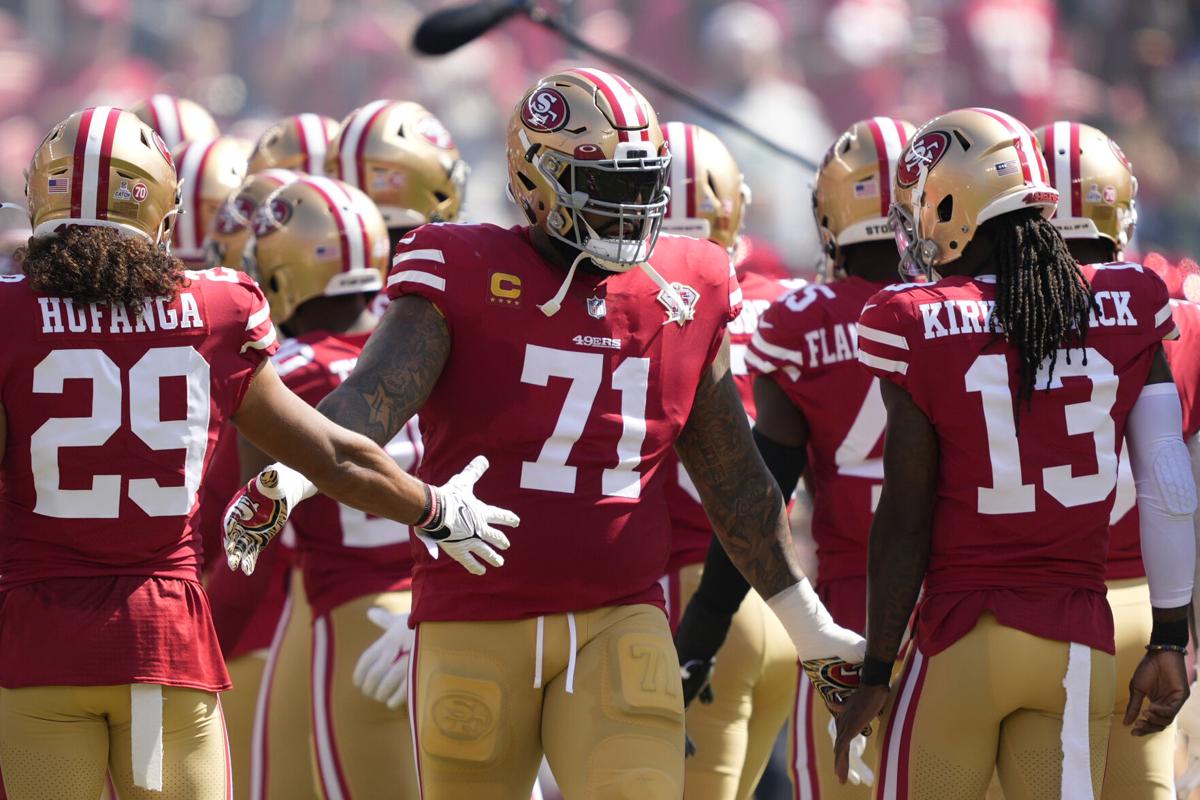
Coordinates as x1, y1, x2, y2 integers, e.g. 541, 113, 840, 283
988, 208, 1097, 413
16, 225, 186, 316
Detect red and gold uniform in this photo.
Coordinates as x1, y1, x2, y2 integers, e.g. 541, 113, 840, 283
0, 267, 277, 798
857, 264, 1177, 798
748, 276, 894, 798
271, 331, 422, 799
389, 222, 738, 798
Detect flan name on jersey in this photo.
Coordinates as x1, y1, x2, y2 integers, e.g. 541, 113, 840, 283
918, 290, 1137, 341
38, 293, 204, 335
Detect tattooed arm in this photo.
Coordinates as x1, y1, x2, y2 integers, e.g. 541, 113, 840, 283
865, 379, 938, 665
674, 336, 803, 599
316, 295, 450, 442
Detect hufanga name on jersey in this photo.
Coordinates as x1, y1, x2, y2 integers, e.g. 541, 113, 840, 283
918, 290, 1138, 341
37, 293, 205, 335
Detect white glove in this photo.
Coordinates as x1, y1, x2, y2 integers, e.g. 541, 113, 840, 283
766, 579, 866, 662
1177, 680, 1200, 797
828, 717, 874, 787
417, 456, 520, 576
352, 607, 414, 710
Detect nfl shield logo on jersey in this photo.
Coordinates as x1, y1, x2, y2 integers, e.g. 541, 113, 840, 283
657, 283, 700, 327
587, 295, 607, 319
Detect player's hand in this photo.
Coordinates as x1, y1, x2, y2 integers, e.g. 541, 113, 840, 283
1124, 648, 1190, 736
827, 718, 874, 787
1175, 681, 1200, 796
675, 598, 733, 708
417, 456, 520, 576
802, 657, 863, 716
223, 468, 293, 576
833, 683, 888, 785
353, 607, 414, 710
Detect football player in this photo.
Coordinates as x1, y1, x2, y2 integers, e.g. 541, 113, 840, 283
235, 174, 423, 798
248, 114, 340, 176
835, 108, 1196, 798
0, 107, 511, 799
1036, 121, 1200, 800
675, 117, 913, 799
226, 68, 865, 799
656, 120, 800, 799
168, 136, 251, 269
129, 94, 220, 149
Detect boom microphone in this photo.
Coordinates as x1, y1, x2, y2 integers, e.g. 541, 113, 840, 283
413, 0, 531, 56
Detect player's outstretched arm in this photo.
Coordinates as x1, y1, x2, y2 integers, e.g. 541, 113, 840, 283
1124, 348, 1195, 735
833, 379, 936, 783
675, 336, 862, 669
316, 295, 450, 445
232, 359, 428, 525
673, 375, 811, 709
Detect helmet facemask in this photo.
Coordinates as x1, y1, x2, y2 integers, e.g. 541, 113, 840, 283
533, 140, 670, 273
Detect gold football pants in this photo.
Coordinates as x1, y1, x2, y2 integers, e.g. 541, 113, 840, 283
1101, 577, 1175, 800
251, 570, 318, 800
310, 590, 416, 800
412, 603, 685, 799
670, 563, 797, 800
0, 684, 229, 800
874, 613, 1114, 800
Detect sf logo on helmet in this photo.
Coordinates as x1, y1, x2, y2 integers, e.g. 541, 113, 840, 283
521, 88, 569, 133
897, 131, 951, 188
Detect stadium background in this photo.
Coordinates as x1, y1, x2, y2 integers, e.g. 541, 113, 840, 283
1, 0, 1198, 797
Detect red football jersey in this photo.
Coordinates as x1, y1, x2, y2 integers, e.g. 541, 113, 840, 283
0, 267, 277, 690
857, 264, 1176, 656
1106, 297, 1200, 579
274, 331, 421, 618
662, 270, 799, 582
387, 225, 739, 623
747, 277, 895, 606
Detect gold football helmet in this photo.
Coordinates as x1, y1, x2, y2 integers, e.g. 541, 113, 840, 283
129, 95, 220, 149
891, 108, 1057, 279
248, 114, 339, 176
170, 136, 251, 264
26, 106, 181, 244
659, 122, 749, 256
328, 100, 468, 230
204, 169, 300, 269
505, 67, 671, 272
1034, 121, 1137, 254
251, 176, 390, 324
813, 117, 915, 281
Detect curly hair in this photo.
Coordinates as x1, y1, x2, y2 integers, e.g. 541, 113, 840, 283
15, 226, 186, 314
987, 208, 1097, 416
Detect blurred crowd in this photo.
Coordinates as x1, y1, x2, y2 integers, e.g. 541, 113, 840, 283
0, 0, 1197, 275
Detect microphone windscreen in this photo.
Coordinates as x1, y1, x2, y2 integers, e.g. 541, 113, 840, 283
413, 0, 525, 55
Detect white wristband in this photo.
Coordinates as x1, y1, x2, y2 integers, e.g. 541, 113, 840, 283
259, 462, 318, 510
767, 579, 866, 662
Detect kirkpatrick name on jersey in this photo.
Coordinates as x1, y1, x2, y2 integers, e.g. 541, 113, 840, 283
919, 290, 1138, 340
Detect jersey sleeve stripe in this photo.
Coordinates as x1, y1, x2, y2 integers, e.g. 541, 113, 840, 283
743, 348, 776, 375
750, 331, 804, 367
857, 323, 909, 351
857, 349, 908, 375
729, 285, 743, 307
1155, 302, 1174, 327
241, 325, 277, 353
387, 269, 446, 291
392, 249, 445, 267
246, 303, 271, 331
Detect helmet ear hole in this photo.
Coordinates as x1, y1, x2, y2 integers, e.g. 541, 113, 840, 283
937, 195, 954, 222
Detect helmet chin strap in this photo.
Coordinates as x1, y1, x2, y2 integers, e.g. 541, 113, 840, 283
538, 250, 687, 320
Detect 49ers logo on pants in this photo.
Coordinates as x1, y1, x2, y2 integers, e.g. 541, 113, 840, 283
897, 131, 951, 188
522, 88, 569, 133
